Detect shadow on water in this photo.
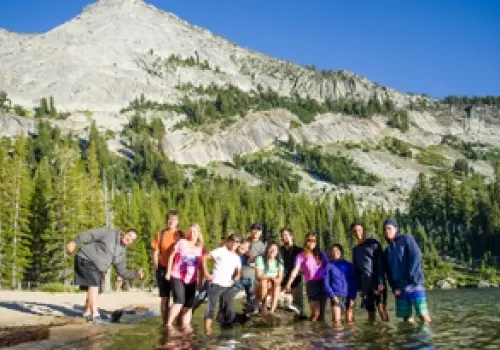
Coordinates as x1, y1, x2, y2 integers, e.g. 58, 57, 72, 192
11, 288, 500, 350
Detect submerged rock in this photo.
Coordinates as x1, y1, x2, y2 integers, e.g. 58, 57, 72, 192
0, 325, 50, 347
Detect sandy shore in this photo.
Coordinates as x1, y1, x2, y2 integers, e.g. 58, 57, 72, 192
0, 290, 161, 327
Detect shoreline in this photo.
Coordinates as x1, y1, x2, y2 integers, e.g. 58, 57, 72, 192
0, 290, 160, 327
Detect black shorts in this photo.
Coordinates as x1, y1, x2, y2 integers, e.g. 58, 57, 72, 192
171, 278, 197, 308
361, 289, 387, 312
156, 266, 171, 298
306, 280, 326, 301
74, 254, 102, 289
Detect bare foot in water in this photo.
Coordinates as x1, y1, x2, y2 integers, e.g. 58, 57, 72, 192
182, 325, 194, 335
166, 325, 182, 337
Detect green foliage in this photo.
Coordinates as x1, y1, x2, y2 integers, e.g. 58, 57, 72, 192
13, 105, 27, 116
442, 134, 500, 166
292, 144, 380, 186
443, 95, 500, 106
236, 155, 302, 193
34, 96, 70, 120
382, 137, 413, 158
416, 146, 446, 167
0, 90, 11, 111
122, 83, 408, 129
38, 282, 81, 293
453, 158, 470, 177
387, 109, 410, 132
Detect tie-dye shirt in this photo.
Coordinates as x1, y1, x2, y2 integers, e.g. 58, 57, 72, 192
171, 239, 204, 284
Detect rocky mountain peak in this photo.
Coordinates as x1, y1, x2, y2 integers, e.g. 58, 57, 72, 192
98, 0, 144, 6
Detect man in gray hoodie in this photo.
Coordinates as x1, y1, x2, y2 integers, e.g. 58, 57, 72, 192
66, 227, 144, 323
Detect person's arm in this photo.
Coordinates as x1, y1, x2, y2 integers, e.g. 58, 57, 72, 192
151, 233, 160, 270
202, 251, 214, 280
255, 256, 268, 282
285, 254, 303, 290
233, 268, 241, 283
384, 249, 396, 293
406, 236, 423, 285
348, 263, 357, 301
352, 247, 362, 291
374, 242, 386, 290
274, 263, 284, 285
323, 264, 335, 299
113, 252, 140, 280
73, 228, 112, 245
166, 240, 181, 280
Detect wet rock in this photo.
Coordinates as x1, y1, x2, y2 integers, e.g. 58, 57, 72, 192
110, 305, 158, 323
435, 277, 456, 289
477, 280, 491, 288
244, 310, 299, 328
0, 325, 50, 347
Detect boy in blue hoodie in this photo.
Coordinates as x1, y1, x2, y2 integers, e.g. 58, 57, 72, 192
324, 244, 357, 327
383, 219, 432, 324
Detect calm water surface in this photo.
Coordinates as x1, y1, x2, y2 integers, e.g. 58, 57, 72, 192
16, 289, 500, 350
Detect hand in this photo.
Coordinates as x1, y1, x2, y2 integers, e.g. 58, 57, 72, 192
394, 289, 401, 296
378, 285, 385, 292
332, 296, 339, 304
283, 284, 291, 292
165, 272, 171, 281
349, 300, 355, 308
205, 274, 213, 281
66, 241, 76, 254
136, 269, 144, 279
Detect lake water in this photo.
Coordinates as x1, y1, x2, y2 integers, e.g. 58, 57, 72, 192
14, 289, 500, 349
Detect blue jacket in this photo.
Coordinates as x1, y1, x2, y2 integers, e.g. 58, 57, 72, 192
324, 259, 357, 300
384, 233, 425, 292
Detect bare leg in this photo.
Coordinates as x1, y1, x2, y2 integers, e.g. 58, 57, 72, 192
291, 281, 305, 316
332, 306, 342, 328
421, 315, 432, 324
309, 301, 320, 321
161, 297, 169, 327
204, 318, 213, 335
87, 286, 99, 317
166, 303, 183, 328
180, 307, 193, 333
368, 311, 376, 322
269, 281, 280, 313
258, 281, 269, 315
378, 303, 389, 322
345, 306, 354, 324
83, 294, 91, 316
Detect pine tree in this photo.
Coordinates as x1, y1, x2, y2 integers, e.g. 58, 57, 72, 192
27, 157, 53, 284
2, 134, 32, 288
86, 138, 105, 227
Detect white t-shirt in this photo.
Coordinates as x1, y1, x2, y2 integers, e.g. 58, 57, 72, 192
210, 246, 242, 287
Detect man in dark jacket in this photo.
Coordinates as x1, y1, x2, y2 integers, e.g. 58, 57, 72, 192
279, 228, 305, 317
351, 221, 389, 322
66, 228, 144, 323
383, 219, 432, 323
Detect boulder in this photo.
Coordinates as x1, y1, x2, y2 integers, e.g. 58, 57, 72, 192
477, 280, 491, 288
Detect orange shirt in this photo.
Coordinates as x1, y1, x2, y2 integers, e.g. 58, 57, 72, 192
151, 228, 182, 268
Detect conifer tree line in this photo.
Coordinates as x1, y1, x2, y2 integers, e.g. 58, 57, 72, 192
0, 118, 499, 289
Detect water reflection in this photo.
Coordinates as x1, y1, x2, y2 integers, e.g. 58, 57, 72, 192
17, 289, 500, 349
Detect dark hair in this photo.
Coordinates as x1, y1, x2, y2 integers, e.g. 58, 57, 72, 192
279, 227, 293, 236
250, 223, 262, 231
350, 221, 364, 231
303, 232, 322, 265
227, 232, 242, 242
166, 210, 179, 219
263, 240, 282, 272
332, 243, 343, 255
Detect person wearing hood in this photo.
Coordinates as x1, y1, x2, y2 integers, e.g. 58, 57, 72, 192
383, 219, 432, 323
324, 244, 357, 327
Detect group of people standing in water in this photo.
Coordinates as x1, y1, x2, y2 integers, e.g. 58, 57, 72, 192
67, 209, 432, 335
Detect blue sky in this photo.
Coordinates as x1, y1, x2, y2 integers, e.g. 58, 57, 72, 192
1, 0, 499, 98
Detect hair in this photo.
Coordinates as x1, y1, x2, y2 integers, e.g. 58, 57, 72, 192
166, 210, 179, 220
279, 227, 293, 236
124, 229, 138, 239
303, 232, 322, 265
350, 221, 364, 231
263, 240, 282, 272
226, 232, 242, 243
332, 243, 343, 256
186, 223, 203, 247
